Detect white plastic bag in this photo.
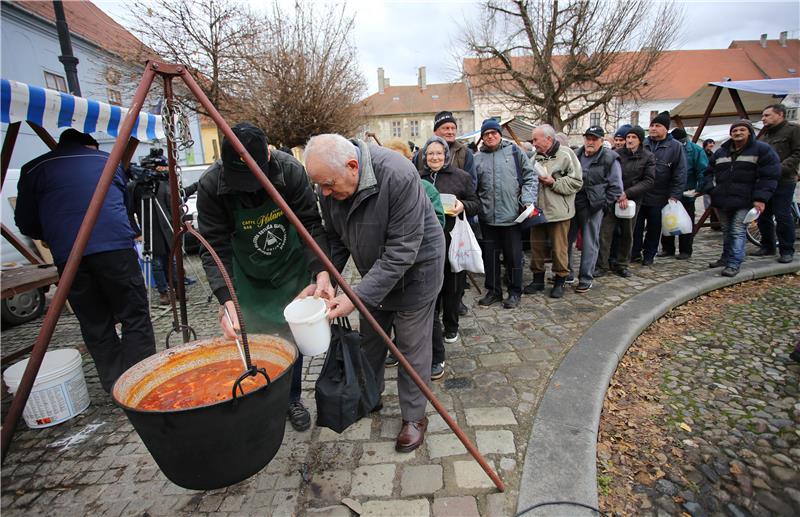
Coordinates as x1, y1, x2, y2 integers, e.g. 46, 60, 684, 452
742, 207, 760, 224
448, 216, 484, 274
661, 200, 693, 236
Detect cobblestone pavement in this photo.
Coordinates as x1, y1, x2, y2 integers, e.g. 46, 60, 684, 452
0, 229, 793, 516
630, 278, 800, 516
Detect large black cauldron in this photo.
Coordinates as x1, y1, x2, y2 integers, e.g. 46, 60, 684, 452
112, 335, 297, 490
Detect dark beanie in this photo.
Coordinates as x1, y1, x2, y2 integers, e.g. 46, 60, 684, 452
730, 119, 754, 134
59, 128, 99, 147
614, 124, 632, 139
433, 111, 457, 131
671, 128, 688, 141
626, 125, 646, 143
651, 111, 671, 129
480, 118, 502, 138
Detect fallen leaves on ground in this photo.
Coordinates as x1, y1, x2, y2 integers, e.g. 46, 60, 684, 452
597, 275, 796, 516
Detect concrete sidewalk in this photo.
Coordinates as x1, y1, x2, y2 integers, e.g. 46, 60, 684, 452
1, 230, 796, 516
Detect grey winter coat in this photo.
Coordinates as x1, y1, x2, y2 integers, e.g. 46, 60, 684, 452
474, 141, 537, 226
320, 140, 445, 311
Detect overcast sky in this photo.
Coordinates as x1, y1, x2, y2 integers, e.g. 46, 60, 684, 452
98, 0, 800, 95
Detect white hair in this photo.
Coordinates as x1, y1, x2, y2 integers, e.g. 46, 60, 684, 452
304, 134, 356, 174
533, 124, 556, 141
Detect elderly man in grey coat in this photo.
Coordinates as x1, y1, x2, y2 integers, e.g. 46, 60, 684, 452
304, 134, 445, 453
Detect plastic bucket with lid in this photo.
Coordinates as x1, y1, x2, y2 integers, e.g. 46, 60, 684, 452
283, 297, 330, 356
615, 200, 637, 219
3, 348, 90, 428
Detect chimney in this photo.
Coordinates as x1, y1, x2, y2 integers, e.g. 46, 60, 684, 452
378, 67, 385, 94
760, 33, 768, 48
418, 66, 427, 90
780, 31, 788, 47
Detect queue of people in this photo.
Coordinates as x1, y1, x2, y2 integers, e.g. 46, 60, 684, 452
13, 102, 797, 457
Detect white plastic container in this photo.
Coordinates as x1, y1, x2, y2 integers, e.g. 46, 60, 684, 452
615, 200, 637, 219
283, 297, 331, 356
3, 349, 90, 429
742, 207, 760, 224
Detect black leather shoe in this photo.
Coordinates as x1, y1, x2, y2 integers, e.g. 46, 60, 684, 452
287, 400, 311, 432
778, 254, 794, 264
593, 268, 607, 278
458, 302, 468, 316
478, 292, 502, 306
750, 248, 776, 257
721, 267, 739, 277
396, 417, 428, 452
708, 260, 725, 268
642, 257, 654, 266
675, 253, 691, 260
657, 251, 674, 258
615, 268, 632, 278
550, 277, 566, 298
503, 294, 520, 309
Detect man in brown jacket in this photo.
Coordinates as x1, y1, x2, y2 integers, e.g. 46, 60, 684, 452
756, 103, 799, 263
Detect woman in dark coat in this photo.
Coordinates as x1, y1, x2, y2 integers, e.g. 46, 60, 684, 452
418, 136, 479, 380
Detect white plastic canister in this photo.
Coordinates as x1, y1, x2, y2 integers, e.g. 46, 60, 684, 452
615, 200, 637, 219
3, 349, 91, 428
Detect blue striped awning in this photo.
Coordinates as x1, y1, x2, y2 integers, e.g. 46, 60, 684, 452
1, 78, 164, 141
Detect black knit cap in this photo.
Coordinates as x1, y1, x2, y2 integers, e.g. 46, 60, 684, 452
59, 128, 99, 148
221, 122, 269, 192
730, 119, 754, 134
433, 111, 457, 131
626, 125, 646, 143
671, 128, 688, 141
651, 111, 671, 129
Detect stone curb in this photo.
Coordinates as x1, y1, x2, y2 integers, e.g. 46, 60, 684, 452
516, 259, 800, 517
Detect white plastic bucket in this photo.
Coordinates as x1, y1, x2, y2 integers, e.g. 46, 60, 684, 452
615, 200, 637, 219
283, 298, 331, 356
3, 349, 90, 429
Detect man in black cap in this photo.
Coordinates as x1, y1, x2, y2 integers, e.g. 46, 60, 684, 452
631, 111, 687, 266
567, 126, 623, 292
15, 129, 155, 392
415, 111, 476, 187
196, 122, 334, 432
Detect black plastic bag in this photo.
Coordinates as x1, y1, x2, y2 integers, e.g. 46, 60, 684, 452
315, 317, 380, 433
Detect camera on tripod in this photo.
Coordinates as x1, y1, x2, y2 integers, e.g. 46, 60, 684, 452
129, 148, 169, 194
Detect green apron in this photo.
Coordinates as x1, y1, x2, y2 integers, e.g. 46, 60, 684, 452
231, 197, 309, 335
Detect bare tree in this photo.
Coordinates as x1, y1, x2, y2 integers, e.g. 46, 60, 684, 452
243, 2, 366, 148
127, 0, 263, 124
461, 0, 683, 131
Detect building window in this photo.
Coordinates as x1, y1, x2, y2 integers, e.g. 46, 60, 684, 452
410, 120, 419, 137
787, 107, 798, 121
630, 111, 639, 126
391, 120, 401, 138
44, 71, 67, 92
108, 89, 122, 106
649, 110, 659, 123
589, 112, 601, 127
457, 118, 463, 130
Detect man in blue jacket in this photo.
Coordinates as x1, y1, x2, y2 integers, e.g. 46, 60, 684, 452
703, 120, 780, 276
631, 111, 687, 266
15, 129, 155, 392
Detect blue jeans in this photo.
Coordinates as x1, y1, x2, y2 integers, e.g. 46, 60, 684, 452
757, 180, 796, 256
718, 208, 748, 268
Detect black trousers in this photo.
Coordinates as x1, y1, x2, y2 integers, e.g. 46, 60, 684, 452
480, 223, 522, 297
660, 196, 697, 255
432, 263, 465, 364
59, 248, 156, 392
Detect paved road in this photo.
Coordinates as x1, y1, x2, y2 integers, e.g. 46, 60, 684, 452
0, 229, 793, 516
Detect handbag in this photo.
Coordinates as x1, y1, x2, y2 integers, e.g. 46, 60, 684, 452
315, 317, 381, 433
448, 214, 484, 274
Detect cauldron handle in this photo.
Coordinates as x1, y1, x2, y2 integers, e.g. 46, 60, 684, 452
171, 222, 254, 367
231, 367, 271, 402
